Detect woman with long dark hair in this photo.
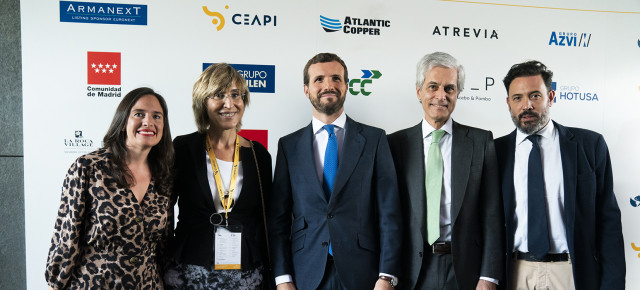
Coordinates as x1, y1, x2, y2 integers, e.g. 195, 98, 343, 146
45, 87, 174, 289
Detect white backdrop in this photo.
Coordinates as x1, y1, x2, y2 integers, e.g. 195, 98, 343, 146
21, 0, 640, 288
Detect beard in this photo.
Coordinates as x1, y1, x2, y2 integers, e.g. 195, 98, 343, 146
310, 90, 345, 116
511, 108, 550, 134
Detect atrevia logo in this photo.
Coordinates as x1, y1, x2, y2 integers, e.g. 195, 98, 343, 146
459, 76, 496, 101
203, 63, 275, 93
548, 31, 591, 47
432, 26, 498, 39
60, 1, 147, 26
87, 51, 122, 97
551, 81, 599, 103
202, 5, 276, 31
319, 15, 390, 35
630, 195, 640, 207
349, 70, 382, 96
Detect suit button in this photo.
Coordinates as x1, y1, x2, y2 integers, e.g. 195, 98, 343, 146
135, 215, 144, 223
322, 242, 328, 246
327, 214, 334, 219
130, 256, 140, 265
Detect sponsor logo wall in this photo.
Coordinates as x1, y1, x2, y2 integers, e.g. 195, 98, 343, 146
20, 0, 640, 288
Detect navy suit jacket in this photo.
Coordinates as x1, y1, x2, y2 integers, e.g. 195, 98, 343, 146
388, 121, 504, 290
495, 121, 625, 290
268, 116, 402, 290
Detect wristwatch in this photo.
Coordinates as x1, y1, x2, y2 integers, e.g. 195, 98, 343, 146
379, 275, 398, 287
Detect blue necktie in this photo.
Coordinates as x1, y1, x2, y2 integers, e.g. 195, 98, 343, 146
527, 134, 550, 259
323, 125, 338, 255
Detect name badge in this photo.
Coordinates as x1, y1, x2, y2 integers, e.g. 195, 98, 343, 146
214, 225, 242, 270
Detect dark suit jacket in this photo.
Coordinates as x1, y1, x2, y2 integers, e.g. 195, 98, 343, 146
169, 132, 273, 272
268, 116, 402, 290
495, 121, 625, 290
388, 121, 504, 290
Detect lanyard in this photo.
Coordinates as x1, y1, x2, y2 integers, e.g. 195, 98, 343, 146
205, 133, 240, 223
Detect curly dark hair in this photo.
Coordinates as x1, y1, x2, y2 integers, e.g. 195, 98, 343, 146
503, 60, 554, 93
102, 87, 174, 196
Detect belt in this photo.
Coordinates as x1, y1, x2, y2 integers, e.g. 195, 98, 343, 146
515, 251, 569, 262
431, 242, 451, 254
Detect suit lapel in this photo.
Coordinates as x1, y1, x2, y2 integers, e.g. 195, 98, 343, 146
406, 123, 427, 239
290, 123, 327, 201
450, 121, 472, 225
501, 130, 517, 242
191, 133, 217, 210
556, 121, 577, 254
330, 117, 365, 205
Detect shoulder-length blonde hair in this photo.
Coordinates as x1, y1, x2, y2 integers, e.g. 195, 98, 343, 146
192, 63, 250, 133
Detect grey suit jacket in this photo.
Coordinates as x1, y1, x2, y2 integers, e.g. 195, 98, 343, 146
388, 120, 504, 290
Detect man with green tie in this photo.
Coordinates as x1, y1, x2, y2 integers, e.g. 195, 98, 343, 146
388, 52, 504, 290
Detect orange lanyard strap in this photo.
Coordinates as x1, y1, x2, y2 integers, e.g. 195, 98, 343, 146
205, 134, 240, 221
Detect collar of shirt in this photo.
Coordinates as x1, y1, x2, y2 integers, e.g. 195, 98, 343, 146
312, 112, 347, 134
421, 117, 453, 139
516, 119, 556, 146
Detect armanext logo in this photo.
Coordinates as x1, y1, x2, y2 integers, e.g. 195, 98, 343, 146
60, 1, 147, 26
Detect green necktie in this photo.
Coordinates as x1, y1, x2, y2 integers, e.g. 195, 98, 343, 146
426, 129, 445, 245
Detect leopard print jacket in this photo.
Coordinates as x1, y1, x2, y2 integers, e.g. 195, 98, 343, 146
45, 148, 172, 289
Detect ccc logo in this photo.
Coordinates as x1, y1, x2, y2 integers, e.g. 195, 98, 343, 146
203, 5, 228, 31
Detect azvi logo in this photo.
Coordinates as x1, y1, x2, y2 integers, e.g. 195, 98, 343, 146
202, 5, 276, 31
349, 70, 381, 96
549, 31, 591, 47
203, 6, 227, 31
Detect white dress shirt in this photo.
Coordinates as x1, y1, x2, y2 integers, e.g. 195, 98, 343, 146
512, 120, 568, 254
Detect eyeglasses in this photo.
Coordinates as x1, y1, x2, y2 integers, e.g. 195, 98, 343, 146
206, 92, 246, 102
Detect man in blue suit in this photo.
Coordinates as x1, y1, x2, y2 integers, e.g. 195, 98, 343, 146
268, 53, 402, 290
495, 60, 625, 290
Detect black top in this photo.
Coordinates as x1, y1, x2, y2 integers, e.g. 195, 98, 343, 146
169, 132, 272, 270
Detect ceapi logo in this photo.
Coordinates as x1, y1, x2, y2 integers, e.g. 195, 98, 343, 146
632, 243, 640, 258
202, 5, 276, 31
203, 6, 227, 31
349, 70, 382, 96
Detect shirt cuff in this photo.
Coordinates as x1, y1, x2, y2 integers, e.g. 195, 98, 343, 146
480, 276, 499, 285
275, 274, 293, 286
379, 273, 398, 285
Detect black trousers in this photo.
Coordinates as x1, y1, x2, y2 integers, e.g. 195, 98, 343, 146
414, 252, 458, 290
